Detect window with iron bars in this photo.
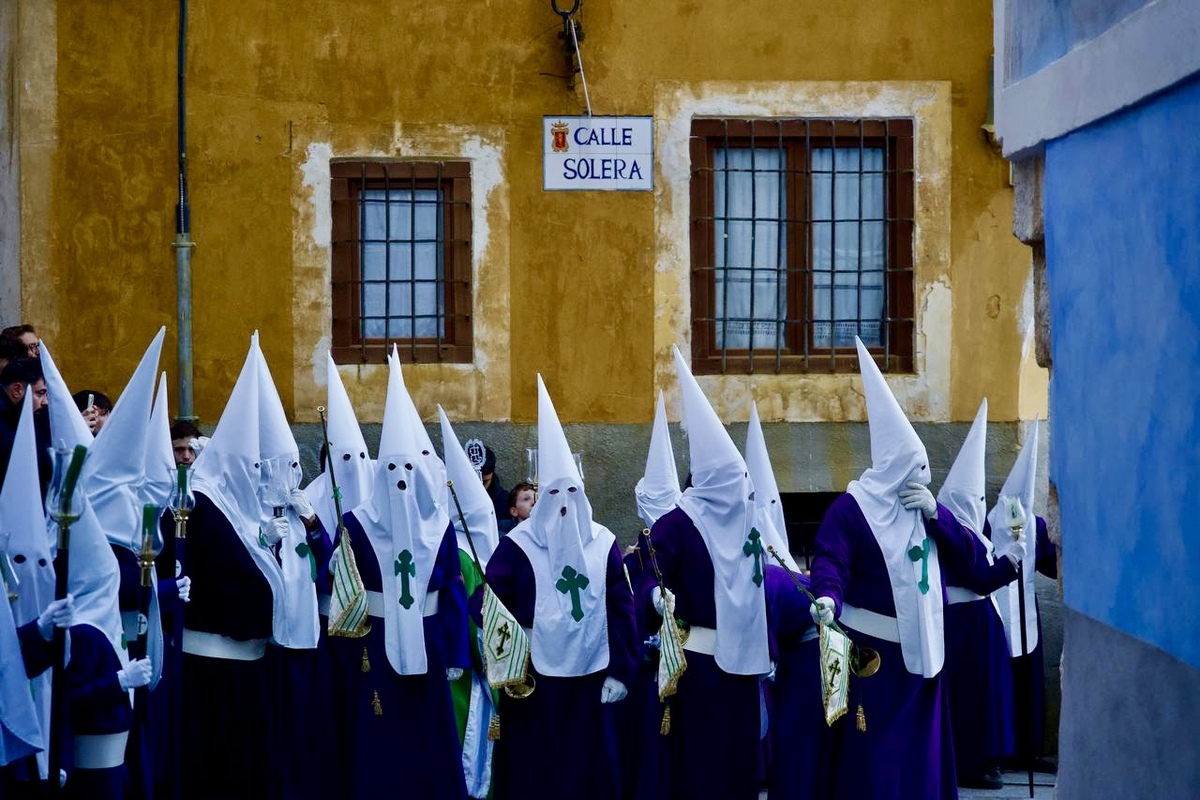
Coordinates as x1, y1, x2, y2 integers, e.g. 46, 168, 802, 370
330, 161, 473, 365
689, 119, 915, 374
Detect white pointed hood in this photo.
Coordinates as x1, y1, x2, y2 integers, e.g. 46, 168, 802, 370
847, 336, 943, 677
355, 351, 448, 675
635, 391, 681, 529
672, 345, 769, 676
304, 353, 374, 535
507, 375, 613, 677
744, 401, 799, 572
938, 399, 989, 539
85, 327, 165, 551
438, 406, 499, 567
192, 334, 319, 650
37, 341, 93, 449
0, 393, 51, 767
990, 418, 1041, 653
143, 373, 177, 511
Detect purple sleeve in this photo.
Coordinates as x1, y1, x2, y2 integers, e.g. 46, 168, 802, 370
305, 517, 335, 592
809, 495, 856, 616
604, 541, 638, 687
484, 536, 535, 627
65, 625, 133, 734
765, 564, 814, 642
1035, 517, 1057, 579
952, 533, 1019, 595
18, 620, 54, 678
926, 504, 980, 584
435, 525, 470, 670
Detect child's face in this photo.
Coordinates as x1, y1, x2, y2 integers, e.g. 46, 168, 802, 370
511, 489, 536, 522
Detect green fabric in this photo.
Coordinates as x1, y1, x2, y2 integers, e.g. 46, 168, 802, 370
451, 549, 499, 749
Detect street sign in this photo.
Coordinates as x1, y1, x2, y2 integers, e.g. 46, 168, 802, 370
543, 116, 653, 192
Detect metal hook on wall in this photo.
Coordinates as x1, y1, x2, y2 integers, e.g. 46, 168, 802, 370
550, 0, 584, 89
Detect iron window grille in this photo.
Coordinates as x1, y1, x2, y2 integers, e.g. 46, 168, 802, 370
689, 118, 915, 374
330, 161, 473, 365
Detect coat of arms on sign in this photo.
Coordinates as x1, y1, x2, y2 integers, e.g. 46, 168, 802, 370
551, 121, 570, 153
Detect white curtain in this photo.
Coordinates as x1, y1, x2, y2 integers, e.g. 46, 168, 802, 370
360, 188, 444, 340
713, 148, 787, 351
812, 147, 885, 348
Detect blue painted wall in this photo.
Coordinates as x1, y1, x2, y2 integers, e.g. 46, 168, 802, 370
1008, 0, 1147, 80
1045, 72, 1200, 670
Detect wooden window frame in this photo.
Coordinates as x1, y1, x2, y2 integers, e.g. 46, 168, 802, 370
689, 118, 914, 374
330, 160, 473, 365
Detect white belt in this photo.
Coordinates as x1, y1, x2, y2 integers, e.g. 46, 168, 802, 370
364, 590, 440, 618
839, 605, 901, 643
681, 625, 716, 655
946, 585, 985, 605
182, 630, 268, 661
317, 593, 331, 617
73, 731, 128, 770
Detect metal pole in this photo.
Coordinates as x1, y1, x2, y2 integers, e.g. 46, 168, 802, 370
173, 0, 197, 421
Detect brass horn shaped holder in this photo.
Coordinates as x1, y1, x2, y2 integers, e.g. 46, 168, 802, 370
503, 673, 536, 699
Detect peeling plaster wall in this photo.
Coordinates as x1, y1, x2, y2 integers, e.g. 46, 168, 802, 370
654, 81, 954, 424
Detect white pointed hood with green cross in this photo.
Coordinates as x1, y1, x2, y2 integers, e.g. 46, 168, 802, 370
304, 352, 375, 537
191, 333, 319, 650
847, 336, 944, 677
355, 349, 448, 675
672, 346, 770, 676
989, 417, 1040, 654
0, 392, 51, 768
438, 405, 500, 569
37, 341, 130, 681
508, 374, 614, 677
744, 401, 801, 573
82, 328, 167, 688
635, 390, 681, 530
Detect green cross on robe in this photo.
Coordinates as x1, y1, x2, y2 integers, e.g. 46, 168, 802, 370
555, 565, 590, 622
394, 549, 416, 609
295, 541, 317, 582
743, 528, 764, 587
908, 538, 931, 594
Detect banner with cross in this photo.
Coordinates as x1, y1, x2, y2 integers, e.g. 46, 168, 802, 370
819, 623, 852, 726
482, 585, 532, 690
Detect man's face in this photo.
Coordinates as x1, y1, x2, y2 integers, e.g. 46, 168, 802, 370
172, 437, 196, 466
29, 380, 48, 414
481, 471, 494, 489
17, 332, 38, 357
510, 488, 536, 522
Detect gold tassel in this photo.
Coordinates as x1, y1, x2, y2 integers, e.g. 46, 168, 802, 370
372, 690, 383, 716
488, 715, 501, 741
361, 646, 370, 673
856, 704, 866, 732
659, 704, 671, 736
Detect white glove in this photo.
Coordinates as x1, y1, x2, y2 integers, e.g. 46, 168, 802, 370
600, 676, 628, 703
288, 488, 316, 522
446, 667, 464, 681
261, 517, 289, 547
176, 576, 192, 603
992, 525, 1029, 564
651, 586, 675, 616
117, 658, 153, 690
810, 596, 836, 626
899, 481, 938, 520
37, 595, 75, 640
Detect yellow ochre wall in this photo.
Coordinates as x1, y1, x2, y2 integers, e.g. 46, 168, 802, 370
13, 0, 1045, 426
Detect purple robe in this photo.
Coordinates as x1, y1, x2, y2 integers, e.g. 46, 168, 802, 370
485, 533, 638, 800
943, 531, 1019, 780
633, 507, 764, 800
180, 492, 276, 800
764, 564, 830, 800
63, 624, 133, 800
809, 494, 978, 800
339, 512, 470, 800
151, 515, 188, 800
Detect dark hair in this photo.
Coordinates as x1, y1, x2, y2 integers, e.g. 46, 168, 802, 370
0, 324, 36, 341
73, 390, 112, 413
0, 337, 25, 363
482, 445, 497, 476
0, 357, 43, 387
170, 420, 202, 440
507, 481, 535, 509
